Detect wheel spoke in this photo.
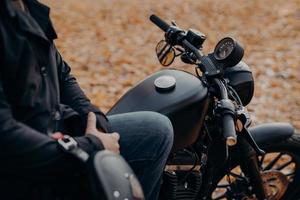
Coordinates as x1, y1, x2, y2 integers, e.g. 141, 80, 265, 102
229, 172, 246, 181
263, 153, 284, 170
285, 171, 295, 177
212, 149, 299, 200
276, 160, 294, 171
216, 184, 230, 188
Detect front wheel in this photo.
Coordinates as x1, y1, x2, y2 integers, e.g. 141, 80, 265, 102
211, 133, 300, 200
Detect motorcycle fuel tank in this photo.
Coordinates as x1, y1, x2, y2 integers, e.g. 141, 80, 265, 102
108, 69, 209, 150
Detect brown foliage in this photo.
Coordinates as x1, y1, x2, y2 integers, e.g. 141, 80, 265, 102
43, 0, 300, 130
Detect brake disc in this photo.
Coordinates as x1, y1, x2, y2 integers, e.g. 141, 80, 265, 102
261, 170, 289, 200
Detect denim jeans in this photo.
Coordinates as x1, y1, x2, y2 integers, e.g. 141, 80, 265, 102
107, 111, 174, 200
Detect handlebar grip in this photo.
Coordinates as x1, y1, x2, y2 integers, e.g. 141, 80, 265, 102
222, 114, 237, 146
150, 14, 170, 32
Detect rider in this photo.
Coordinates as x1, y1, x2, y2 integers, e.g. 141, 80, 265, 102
0, 0, 174, 199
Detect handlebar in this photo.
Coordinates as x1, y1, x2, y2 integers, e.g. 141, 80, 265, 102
150, 14, 170, 32
149, 15, 209, 74
222, 114, 237, 146
150, 14, 238, 147
214, 79, 237, 146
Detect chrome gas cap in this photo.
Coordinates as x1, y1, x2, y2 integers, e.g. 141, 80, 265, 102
154, 75, 176, 92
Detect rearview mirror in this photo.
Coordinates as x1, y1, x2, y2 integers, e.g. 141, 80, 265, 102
156, 40, 175, 66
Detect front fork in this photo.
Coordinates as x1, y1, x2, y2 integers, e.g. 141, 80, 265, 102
235, 106, 267, 199
238, 132, 267, 199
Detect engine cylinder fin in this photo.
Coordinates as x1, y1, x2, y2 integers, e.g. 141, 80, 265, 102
159, 170, 202, 200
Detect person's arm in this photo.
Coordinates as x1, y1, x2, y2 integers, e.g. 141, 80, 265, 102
0, 78, 104, 180
0, 18, 101, 179
55, 47, 109, 133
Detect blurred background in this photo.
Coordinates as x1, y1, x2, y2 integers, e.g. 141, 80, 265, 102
42, 0, 299, 130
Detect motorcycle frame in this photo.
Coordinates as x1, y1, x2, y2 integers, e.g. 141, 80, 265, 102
167, 78, 268, 199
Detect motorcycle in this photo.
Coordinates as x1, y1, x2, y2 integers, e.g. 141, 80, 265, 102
107, 15, 300, 199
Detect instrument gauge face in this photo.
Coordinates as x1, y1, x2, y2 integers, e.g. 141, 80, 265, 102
214, 37, 236, 60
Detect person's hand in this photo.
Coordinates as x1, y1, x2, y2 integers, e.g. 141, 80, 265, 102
85, 112, 120, 154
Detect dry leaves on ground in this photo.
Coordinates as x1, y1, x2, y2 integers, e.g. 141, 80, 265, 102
43, 0, 300, 130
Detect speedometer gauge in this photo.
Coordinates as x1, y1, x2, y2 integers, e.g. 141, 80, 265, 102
214, 38, 235, 60
213, 37, 244, 67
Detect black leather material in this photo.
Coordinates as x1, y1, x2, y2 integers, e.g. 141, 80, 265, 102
249, 122, 295, 145
89, 151, 144, 200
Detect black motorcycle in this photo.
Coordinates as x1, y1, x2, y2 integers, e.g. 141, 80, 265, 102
107, 15, 300, 200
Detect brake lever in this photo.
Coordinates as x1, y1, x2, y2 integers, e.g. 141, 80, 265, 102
236, 107, 265, 155
241, 128, 265, 156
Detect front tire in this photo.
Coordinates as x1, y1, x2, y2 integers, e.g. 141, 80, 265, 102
211, 133, 300, 200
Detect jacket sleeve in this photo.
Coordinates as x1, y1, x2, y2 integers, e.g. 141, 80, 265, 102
0, 20, 104, 180
0, 77, 105, 180
55, 47, 109, 133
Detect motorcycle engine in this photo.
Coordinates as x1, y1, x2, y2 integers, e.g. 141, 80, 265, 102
159, 170, 202, 200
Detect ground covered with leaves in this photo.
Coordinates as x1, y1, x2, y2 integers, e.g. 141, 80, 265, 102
43, 0, 300, 130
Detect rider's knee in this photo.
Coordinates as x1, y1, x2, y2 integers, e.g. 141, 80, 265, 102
140, 111, 174, 153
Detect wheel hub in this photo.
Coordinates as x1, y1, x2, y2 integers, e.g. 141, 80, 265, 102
261, 170, 289, 200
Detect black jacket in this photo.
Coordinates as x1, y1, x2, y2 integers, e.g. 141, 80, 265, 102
0, 0, 108, 198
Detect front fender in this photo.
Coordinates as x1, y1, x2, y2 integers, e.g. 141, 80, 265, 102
249, 122, 295, 145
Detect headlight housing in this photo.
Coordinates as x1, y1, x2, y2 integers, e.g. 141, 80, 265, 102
224, 61, 254, 106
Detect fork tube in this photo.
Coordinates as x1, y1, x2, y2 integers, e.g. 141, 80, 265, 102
212, 78, 228, 99
238, 136, 267, 199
